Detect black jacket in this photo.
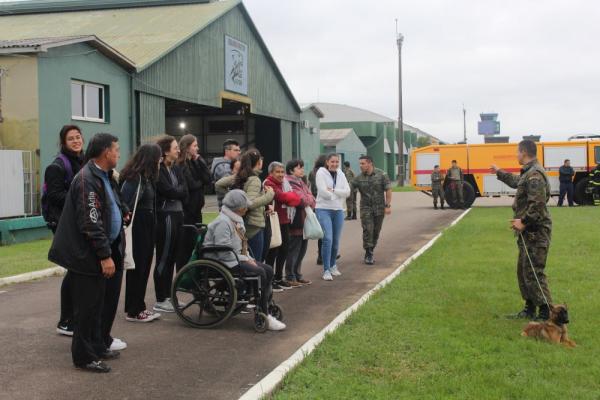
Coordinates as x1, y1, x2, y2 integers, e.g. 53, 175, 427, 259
43, 152, 84, 225
558, 165, 574, 183
181, 157, 211, 223
48, 161, 128, 276
121, 175, 156, 212
156, 163, 188, 212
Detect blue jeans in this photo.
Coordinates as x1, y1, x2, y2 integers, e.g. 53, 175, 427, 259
248, 228, 265, 262
316, 209, 345, 272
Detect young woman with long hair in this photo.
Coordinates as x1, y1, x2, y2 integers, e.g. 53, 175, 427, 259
153, 135, 188, 313
315, 153, 350, 281
215, 149, 274, 261
175, 134, 211, 268
120, 143, 162, 322
44, 125, 85, 336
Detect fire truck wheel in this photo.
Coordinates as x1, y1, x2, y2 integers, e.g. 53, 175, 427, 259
574, 178, 593, 205
444, 181, 476, 209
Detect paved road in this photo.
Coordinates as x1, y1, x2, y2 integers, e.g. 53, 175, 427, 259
0, 192, 462, 400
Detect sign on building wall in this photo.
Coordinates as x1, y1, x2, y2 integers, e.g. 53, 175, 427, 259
224, 35, 248, 95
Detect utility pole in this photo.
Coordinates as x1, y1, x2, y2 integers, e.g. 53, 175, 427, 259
396, 22, 404, 186
462, 104, 467, 143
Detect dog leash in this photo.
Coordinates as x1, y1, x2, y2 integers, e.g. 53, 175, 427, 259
519, 231, 551, 309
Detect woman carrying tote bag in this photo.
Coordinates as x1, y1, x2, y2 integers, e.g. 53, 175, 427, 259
120, 144, 162, 322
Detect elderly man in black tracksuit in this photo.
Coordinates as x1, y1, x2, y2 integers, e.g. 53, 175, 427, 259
49, 133, 128, 373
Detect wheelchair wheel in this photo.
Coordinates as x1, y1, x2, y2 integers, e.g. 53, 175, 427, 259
268, 303, 284, 322
254, 312, 269, 333
172, 260, 237, 329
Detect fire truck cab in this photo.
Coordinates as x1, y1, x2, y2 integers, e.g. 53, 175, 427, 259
411, 141, 600, 208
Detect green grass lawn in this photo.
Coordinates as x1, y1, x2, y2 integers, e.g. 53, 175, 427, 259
0, 211, 219, 279
392, 185, 416, 192
273, 207, 600, 399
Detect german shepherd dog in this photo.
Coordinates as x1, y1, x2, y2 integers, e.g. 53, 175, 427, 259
521, 304, 576, 347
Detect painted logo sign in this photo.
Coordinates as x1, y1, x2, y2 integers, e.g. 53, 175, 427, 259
225, 35, 248, 95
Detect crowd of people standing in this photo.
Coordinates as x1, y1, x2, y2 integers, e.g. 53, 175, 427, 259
43, 125, 394, 373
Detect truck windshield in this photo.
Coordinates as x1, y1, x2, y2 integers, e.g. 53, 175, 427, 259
596, 146, 600, 164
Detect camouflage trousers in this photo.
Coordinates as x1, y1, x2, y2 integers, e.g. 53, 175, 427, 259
432, 186, 445, 207
360, 210, 384, 250
346, 190, 357, 214
449, 181, 464, 206
517, 239, 553, 307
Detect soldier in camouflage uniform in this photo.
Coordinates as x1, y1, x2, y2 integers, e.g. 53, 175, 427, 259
588, 163, 600, 206
447, 160, 464, 208
343, 161, 357, 220
430, 165, 445, 209
352, 155, 392, 265
492, 140, 553, 321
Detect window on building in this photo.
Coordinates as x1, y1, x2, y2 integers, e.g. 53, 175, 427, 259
71, 81, 105, 122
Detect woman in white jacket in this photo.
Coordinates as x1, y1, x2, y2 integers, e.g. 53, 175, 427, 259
315, 153, 351, 280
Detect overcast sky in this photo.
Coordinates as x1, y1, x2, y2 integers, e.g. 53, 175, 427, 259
243, 0, 600, 143
2, 0, 599, 143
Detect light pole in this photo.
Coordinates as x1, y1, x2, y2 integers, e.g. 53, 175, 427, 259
396, 29, 404, 186
462, 104, 467, 143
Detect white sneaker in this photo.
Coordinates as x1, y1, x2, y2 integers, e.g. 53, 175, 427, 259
153, 300, 175, 313
322, 271, 333, 281
330, 265, 342, 276
109, 338, 127, 351
267, 315, 286, 331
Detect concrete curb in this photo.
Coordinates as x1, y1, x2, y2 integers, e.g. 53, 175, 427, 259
0, 266, 66, 287
238, 208, 472, 400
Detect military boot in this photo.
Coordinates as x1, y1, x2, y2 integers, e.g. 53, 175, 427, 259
536, 304, 550, 321
351, 211, 357, 220
441, 203, 445, 210
434, 204, 438, 210
364, 248, 374, 265
345, 211, 352, 220
506, 300, 536, 319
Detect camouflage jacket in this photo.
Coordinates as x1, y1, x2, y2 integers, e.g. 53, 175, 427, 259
352, 168, 391, 215
496, 159, 552, 244
447, 166, 464, 181
431, 171, 444, 188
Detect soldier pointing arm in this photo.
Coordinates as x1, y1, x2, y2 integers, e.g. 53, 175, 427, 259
490, 140, 553, 321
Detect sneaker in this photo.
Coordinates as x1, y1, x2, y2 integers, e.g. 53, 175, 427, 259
153, 300, 175, 313
267, 315, 286, 331
322, 271, 333, 281
109, 338, 127, 351
126, 310, 159, 323
330, 265, 342, 276
297, 279, 312, 285
277, 280, 293, 290
56, 321, 73, 336
143, 310, 161, 320
286, 280, 303, 288
272, 283, 284, 293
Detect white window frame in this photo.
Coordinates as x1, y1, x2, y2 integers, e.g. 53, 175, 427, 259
71, 80, 106, 123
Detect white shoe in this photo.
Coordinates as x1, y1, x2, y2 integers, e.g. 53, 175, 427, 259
267, 315, 286, 331
330, 265, 342, 276
322, 271, 333, 281
109, 338, 127, 351
153, 300, 175, 313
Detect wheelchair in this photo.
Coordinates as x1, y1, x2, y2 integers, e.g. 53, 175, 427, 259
170, 224, 283, 332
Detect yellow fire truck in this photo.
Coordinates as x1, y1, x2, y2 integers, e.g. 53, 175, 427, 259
410, 140, 600, 208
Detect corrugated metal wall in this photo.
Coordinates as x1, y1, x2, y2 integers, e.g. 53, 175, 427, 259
133, 5, 299, 123
138, 92, 165, 143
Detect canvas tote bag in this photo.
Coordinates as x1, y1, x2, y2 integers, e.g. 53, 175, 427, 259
268, 202, 282, 249
123, 177, 141, 270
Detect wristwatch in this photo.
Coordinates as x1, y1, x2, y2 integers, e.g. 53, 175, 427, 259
385, 204, 391, 208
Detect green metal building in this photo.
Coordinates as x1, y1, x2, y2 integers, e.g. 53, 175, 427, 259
0, 0, 309, 184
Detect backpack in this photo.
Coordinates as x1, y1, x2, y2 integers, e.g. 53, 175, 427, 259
41, 154, 74, 224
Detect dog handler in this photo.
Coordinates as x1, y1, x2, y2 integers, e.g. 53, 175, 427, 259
491, 139, 553, 321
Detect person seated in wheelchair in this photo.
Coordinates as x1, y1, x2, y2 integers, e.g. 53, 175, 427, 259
203, 189, 286, 331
